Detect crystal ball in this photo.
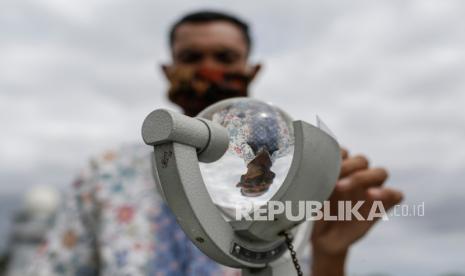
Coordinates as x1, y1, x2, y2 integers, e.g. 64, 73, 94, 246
198, 98, 294, 216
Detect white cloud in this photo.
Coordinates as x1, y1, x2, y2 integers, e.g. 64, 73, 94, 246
1, 0, 464, 273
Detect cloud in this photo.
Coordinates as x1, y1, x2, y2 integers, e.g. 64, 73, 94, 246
0, 0, 464, 273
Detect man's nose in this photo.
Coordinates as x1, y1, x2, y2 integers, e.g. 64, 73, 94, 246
197, 56, 224, 71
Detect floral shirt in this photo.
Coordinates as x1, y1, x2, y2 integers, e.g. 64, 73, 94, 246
29, 144, 241, 276
29, 144, 310, 275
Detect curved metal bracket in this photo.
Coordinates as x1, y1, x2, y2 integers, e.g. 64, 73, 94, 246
143, 109, 341, 270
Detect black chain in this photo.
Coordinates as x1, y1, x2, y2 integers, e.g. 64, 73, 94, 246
282, 231, 303, 276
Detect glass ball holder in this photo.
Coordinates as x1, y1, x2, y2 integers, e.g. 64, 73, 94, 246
142, 98, 341, 276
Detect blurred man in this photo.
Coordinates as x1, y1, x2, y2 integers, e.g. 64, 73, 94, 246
30, 10, 402, 276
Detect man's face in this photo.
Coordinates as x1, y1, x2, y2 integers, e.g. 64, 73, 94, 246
162, 20, 261, 116
171, 21, 249, 71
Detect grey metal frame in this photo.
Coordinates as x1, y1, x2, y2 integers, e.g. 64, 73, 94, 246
142, 108, 341, 275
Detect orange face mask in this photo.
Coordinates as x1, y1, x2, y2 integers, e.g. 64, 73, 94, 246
165, 67, 253, 116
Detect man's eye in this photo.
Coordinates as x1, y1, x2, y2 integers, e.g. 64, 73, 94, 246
178, 51, 203, 64
215, 51, 240, 65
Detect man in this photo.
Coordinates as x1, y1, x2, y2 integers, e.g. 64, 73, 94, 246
30, 10, 403, 275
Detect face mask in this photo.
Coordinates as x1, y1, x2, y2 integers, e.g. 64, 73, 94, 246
165, 67, 253, 116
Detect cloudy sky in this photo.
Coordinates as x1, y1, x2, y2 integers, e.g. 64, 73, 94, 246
1, 0, 464, 275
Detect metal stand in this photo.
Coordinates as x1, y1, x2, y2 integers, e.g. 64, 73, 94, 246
142, 105, 340, 275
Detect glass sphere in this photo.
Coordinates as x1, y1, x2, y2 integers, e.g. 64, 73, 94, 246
198, 98, 294, 217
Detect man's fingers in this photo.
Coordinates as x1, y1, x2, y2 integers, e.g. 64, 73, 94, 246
367, 187, 403, 210
337, 167, 388, 191
339, 155, 369, 178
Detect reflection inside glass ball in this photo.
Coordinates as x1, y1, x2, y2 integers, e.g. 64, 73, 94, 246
199, 98, 294, 205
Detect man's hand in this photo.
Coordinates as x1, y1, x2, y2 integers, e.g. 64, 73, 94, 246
311, 148, 403, 276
